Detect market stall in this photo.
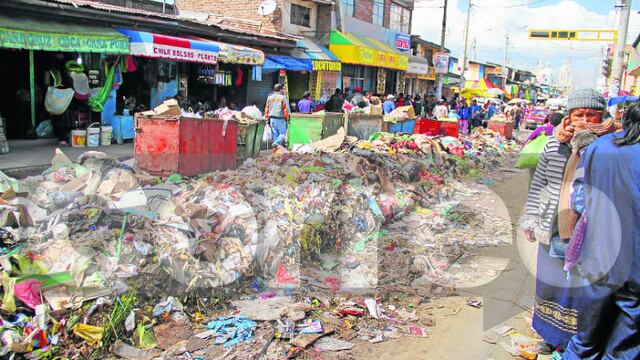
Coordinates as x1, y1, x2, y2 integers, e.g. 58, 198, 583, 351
0, 15, 129, 148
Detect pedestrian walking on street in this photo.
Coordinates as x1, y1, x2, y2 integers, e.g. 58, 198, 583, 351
521, 88, 621, 354
412, 94, 423, 116
563, 101, 640, 360
264, 83, 290, 148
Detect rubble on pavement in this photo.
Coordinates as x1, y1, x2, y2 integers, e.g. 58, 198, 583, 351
0, 129, 519, 358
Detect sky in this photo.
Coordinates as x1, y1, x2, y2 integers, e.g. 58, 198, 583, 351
412, 0, 640, 88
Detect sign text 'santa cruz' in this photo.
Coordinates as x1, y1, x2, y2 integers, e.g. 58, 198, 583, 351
0, 28, 129, 53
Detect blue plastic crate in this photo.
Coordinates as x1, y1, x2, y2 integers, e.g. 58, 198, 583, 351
112, 115, 135, 144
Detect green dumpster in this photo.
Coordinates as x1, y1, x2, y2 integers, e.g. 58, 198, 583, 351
237, 120, 266, 162
287, 112, 344, 149
346, 113, 384, 140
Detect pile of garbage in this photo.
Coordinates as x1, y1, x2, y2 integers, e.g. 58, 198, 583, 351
0, 130, 518, 358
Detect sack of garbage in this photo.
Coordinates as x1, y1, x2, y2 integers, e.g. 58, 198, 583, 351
515, 134, 549, 169
241, 105, 263, 120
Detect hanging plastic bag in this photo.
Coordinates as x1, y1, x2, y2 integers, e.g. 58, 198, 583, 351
263, 122, 272, 143
515, 134, 550, 169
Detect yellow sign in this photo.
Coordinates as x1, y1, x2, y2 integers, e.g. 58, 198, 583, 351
312, 60, 341, 72
330, 46, 407, 71
528, 29, 617, 42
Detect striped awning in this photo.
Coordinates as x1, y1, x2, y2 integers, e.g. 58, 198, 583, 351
292, 37, 341, 71
117, 28, 219, 64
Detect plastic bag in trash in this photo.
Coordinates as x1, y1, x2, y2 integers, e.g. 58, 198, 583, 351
241, 105, 263, 120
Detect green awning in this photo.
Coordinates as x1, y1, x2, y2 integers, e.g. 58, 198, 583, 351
0, 15, 129, 54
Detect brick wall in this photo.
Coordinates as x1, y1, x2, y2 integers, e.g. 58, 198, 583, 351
354, 0, 373, 23
175, 0, 284, 31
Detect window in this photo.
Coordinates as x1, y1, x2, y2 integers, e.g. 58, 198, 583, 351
373, 0, 384, 25
389, 3, 410, 33
344, 0, 355, 17
291, 4, 311, 27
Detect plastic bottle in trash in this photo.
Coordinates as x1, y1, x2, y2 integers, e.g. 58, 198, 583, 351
48, 191, 83, 208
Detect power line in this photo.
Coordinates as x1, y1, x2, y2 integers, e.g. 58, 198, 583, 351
474, 0, 551, 9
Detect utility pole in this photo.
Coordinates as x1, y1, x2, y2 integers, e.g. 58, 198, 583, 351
502, 34, 509, 89
472, 38, 477, 61
460, 0, 472, 92
435, 0, 448, 101
610, 0, 632, 107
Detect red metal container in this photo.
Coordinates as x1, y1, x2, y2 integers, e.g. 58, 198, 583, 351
414, 118, 441, 136
438, 119, 459, 138
134, 114, 237, 177
488, 120, 514, 139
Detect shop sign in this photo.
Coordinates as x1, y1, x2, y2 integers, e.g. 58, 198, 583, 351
407, 61, 428, 75
418, 66, 436, 81
312, 60, 341, 72
360, 47, 374, 64
395, 34, 411, 52
131, 43, 218, 64
0, 28, 129, 53
218, 45, 264, 65
434, 52, 450, 74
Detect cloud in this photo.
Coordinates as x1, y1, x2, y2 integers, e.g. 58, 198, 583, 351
412, 0, 639, 88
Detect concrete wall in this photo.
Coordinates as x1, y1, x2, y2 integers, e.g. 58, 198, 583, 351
281, 0, 318, 37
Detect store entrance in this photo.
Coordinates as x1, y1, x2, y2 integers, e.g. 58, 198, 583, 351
0, 50, 32, 139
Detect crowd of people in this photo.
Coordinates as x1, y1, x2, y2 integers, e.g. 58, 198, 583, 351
521, 88, 639, 359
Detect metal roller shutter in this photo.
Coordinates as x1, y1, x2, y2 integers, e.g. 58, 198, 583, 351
246, 71, 278, 108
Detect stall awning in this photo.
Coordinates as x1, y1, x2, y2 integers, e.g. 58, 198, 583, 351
117, 28, 219, 64
263, 55, 312, 71
0, 15, 128, 53
292, 38, 342, 72
406, 55, 429, 76
329, 31, 408, 71
190, 36, 264, 65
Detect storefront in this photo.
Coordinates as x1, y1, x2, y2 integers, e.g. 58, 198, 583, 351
114, 28, 264, 116
254, 38, 341, 110
329, 31, 408, 96
0, 15, 129, 140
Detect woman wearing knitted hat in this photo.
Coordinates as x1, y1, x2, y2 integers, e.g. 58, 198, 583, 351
562, 101, 640, 359
520, 88, 621, 354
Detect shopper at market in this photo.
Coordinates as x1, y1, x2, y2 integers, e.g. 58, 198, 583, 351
325, 88, 344, 112
344, 87, 353, 102
469, 99, 483, 130
433, 99, 448, 119
524, 112, 563, 145
395, 93, 405, 108
562, 101, 640, 360
521, 88, 621, 355
459, 100, 470, 134
351, 86, 367, 108
264, 83, 290, 148
383, 95, 396, 114
412, 95, 423, 116
487, 101, 497, 120
297, 91, 313, 113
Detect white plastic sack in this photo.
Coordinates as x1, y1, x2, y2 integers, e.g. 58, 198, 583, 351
263, 123, 273, 143
241, 105, 263, 120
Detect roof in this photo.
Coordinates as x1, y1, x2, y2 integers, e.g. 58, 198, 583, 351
411, 35, 449, 53
47, 0, 180, 20
180, 11, 301, 42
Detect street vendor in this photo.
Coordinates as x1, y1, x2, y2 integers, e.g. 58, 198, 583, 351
521, 88, 621, 357
264, 84, 290, 147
